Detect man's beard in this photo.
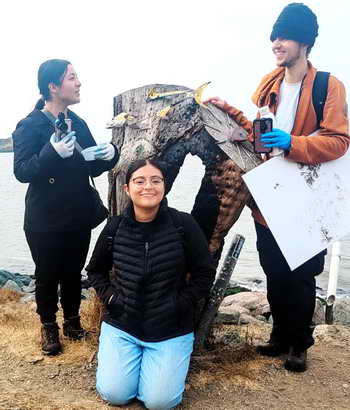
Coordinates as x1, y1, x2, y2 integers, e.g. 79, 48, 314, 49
277, 47, 302, 68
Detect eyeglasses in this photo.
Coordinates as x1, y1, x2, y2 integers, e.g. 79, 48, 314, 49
131, 176, 164, 187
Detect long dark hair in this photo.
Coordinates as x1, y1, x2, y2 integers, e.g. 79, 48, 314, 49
34, 59, 71, 110
125, 158, 167, 188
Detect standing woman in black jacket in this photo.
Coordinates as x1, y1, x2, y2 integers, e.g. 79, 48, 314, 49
86, 159, 216, 409
12, 59, 118, 356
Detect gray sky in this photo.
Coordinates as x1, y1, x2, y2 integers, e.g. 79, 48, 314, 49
1, 0, 349, 143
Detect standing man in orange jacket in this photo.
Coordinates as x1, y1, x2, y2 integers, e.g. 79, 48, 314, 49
206, 3, 349, 372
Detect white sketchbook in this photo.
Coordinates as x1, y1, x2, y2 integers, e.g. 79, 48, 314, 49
243, 151, 350, 270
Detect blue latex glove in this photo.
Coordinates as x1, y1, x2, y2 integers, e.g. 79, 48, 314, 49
261, 128, 291, 150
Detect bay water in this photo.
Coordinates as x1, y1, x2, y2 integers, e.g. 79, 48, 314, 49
1, 152, 349, 296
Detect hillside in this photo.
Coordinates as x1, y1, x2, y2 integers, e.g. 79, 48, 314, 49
0, 138, 13, 152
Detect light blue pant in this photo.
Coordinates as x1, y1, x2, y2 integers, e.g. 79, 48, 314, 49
96, 322, 194, 410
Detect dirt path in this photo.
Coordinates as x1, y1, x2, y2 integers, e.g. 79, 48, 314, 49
1, 294, 350, 409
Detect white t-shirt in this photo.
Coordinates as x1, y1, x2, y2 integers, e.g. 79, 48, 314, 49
275, 79, 302, 134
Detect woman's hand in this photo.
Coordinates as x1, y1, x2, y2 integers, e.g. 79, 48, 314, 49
50, 131, 76, 159
94, 143, 115, 161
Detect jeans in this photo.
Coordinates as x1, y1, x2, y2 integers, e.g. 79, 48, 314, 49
96, 322, 194, 409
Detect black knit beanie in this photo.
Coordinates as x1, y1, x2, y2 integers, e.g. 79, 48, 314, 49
270, 3, 318, 46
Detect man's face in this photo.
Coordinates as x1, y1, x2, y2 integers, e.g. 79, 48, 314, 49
272, 38, 307, 68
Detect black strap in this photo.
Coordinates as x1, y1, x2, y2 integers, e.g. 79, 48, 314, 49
41, 109, 57, 125
106, 216, 122, 251
168, 208, 184, 232
312, 71, 330, 128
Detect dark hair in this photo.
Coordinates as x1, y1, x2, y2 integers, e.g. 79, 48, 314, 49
125, 158, 167, 186
34, 59, 71, 110
306, 45, 313, 57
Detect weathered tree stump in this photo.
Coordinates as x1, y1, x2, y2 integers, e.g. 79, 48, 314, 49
108, 84, 261, 345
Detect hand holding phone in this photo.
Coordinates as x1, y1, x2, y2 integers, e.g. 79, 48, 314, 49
253, 118, 273, 153
55, 112, 72, 142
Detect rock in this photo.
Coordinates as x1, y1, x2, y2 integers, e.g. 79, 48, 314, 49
312, 298, 325, 325
20, 294, 36, 303
2, 280, 23, 294
216, 307, 241, 324
239, 313, 261, 325
0, 137, 13, 152
255, 315, 267, 322
81, 289, 91, 300
333, 298, 350, 326
25, 355, 44, 364
221, 291, 269, 317
22, 279, 36, 293
0, 270, 32, 290
219, 291, 328, 327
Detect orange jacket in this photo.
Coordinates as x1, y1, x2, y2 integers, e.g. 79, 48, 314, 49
222, 62, 349, 226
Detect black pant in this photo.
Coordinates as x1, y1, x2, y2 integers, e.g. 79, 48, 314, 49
255, 222, 326, 351
25, 230, 91, 324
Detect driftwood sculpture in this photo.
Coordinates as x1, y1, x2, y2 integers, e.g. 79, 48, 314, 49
108, 83, 261, 260
107, 83, 262, 348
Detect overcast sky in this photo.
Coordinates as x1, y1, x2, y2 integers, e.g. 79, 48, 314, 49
1, 0, 349, 143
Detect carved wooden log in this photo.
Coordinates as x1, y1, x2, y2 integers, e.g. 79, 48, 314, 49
194, 234, 245, 351
108, 84, 262, 346
109, 84, 261, 260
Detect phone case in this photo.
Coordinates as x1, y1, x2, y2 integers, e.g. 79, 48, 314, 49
253, 118, 273, 154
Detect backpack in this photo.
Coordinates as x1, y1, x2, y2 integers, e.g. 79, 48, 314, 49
312, 71, 330, 128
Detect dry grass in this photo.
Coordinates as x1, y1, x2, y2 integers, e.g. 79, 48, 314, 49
188, 324, 268, 392
0, 290, 270, 400
0, 290, 103, 364
0, 288, 22, 303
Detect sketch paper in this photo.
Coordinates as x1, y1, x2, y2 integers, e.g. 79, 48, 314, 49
243, 151, 350, 270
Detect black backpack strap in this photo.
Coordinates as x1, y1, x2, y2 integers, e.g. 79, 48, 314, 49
168, 208, 184, 235
106, 216, 122, 251
312, 71, 330, 128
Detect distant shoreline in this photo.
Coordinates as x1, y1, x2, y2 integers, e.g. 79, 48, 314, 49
0, 138, 13, 152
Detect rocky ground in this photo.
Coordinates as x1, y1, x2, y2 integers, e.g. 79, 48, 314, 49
1, 288, 350, 410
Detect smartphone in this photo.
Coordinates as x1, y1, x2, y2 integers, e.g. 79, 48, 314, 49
253, 118, 273, 154
55, 113, 72, 141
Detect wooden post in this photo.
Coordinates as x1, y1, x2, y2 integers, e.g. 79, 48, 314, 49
325, 241, 341, 325
195, 234, 245, 351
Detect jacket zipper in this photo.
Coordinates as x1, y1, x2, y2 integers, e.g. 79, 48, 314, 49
144, 242, 149, 272
140, 241, 149, 337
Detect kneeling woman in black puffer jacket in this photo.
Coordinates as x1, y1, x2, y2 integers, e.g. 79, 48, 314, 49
86, 159, 215, 409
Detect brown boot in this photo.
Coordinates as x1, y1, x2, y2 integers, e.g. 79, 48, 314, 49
63, 316, 88, 340
284, 347, 307, 372
41, 322, 61, 356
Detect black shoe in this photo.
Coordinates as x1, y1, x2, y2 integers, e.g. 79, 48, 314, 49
256, 342, 289, 357
284, 347, 307, 372
63, 316, 88, 340
41, 322, 62, 356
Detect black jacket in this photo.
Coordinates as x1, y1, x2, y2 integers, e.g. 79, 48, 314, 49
12, 109, 118, 232
86, 199, 216, 342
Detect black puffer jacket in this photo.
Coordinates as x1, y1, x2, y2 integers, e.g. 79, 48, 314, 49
12, 109, 118, 232
86, 199, 216, 342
